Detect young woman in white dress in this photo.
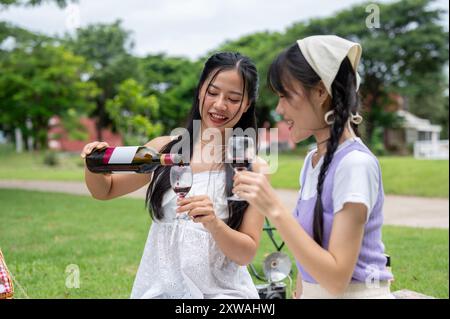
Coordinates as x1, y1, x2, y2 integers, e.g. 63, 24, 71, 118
81, 52, 268, 299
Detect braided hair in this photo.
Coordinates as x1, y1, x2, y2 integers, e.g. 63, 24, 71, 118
269, 44, 360, 246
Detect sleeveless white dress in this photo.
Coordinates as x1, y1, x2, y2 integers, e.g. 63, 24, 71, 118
130, 170, 259, 299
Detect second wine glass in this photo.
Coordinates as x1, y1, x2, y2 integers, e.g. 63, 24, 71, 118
170, 165, 193, 220
226, 136, 256, 201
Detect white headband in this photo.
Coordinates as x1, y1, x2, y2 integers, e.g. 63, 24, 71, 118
297, 35, 362, 97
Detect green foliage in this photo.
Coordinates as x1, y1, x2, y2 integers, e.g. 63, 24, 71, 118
43, 150, 59, 166
62, 108, 89, 141
138, 54, 202, 130
216, 31, 286, 126
371, 127, 388, 156
0, 21, 47, 45
215, 0, 449, 144
407, 74, 449, 139
0, 41, 98, 149
66, 20, 140, 139
1, 0, 448, 149
106, 78, 163, 145
0, 0, 73, 8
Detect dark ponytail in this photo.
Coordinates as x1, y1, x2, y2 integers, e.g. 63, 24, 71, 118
268, 44, 360, 246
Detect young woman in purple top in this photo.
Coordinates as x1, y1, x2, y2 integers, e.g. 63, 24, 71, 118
233, 35, 394, 298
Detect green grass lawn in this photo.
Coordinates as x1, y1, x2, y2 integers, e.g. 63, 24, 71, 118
1, 189, 448, 299
0, 147, 448, 197
265, 154, 449, 198
0, 147, 85, 181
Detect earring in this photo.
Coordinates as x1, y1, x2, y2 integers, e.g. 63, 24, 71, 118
324, 110, 335, 125
350, 112, 363, 125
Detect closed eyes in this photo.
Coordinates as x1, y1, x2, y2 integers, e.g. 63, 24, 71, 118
207, 90, 241, 103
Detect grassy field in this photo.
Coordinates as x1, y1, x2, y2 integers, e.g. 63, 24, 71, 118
0, 147, 448, 198
0, 147, 85, 181
1, 189, 448, 299
265, 154, 449, 198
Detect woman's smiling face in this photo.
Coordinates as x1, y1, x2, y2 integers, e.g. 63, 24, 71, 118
274, 80, 329, 143
198, 68, 250, 132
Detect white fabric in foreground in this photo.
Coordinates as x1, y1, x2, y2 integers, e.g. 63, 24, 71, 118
130, 171, 259, 299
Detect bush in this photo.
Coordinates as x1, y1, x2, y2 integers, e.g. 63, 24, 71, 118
372, 142, 387, 156
371, 127, 387, 156
43, 151, 59, 167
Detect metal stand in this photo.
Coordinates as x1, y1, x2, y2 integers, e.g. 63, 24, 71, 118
247, 217, 286, 280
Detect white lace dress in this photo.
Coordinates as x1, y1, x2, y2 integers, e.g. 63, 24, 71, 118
130, 170, 259, 299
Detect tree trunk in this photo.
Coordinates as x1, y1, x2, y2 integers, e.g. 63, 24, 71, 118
14, 127, 24, 153
365, 112, 375, 146
363, 86, 380, 147
95, 99, 105, 141
26, 118, 34, 151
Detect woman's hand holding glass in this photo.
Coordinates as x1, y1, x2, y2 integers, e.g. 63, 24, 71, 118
176, 195, 219, 231
232, 169, 282, 219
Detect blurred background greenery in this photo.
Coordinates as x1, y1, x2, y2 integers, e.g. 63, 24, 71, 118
0, 0, 448, 152
0, 0, 448, 299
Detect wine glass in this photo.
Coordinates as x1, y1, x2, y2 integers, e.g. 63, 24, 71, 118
226, 136, 256, 201
170, 165, 193, 220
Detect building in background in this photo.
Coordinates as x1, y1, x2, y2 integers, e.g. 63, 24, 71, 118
383, 95, 448, 159
47, 116, 123, 153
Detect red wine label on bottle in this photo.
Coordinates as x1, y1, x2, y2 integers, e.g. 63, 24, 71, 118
103, 146, 139, 164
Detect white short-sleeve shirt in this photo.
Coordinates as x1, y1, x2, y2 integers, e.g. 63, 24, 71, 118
299, 138, 379, 222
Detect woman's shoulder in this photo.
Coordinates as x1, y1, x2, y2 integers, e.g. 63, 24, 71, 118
340, 143, 379, 167
337, 149, 380, 179
335, 138, 380, 171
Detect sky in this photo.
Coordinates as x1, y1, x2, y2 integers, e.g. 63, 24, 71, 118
0, 0, 448, 59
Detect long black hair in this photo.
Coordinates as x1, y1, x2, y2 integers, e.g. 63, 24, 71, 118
268, 43, 360, 246
146, 52, 259, 230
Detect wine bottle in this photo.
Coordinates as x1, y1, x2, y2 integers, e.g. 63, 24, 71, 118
86, 146, 187, 174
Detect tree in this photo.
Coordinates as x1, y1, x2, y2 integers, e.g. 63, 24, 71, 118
216, 31, 286, 127
66, 20, 139, 140
138, 54, 202, 130
214, 0, 448, 148
0, 42, 98, 150
407, 72, 449, 139
0, 0, 73, 8
1, 0, 69, 60
282, 0, 449, 145
106, 79, 162, 145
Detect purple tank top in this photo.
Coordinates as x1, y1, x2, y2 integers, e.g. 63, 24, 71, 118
293, 139, 394, 283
